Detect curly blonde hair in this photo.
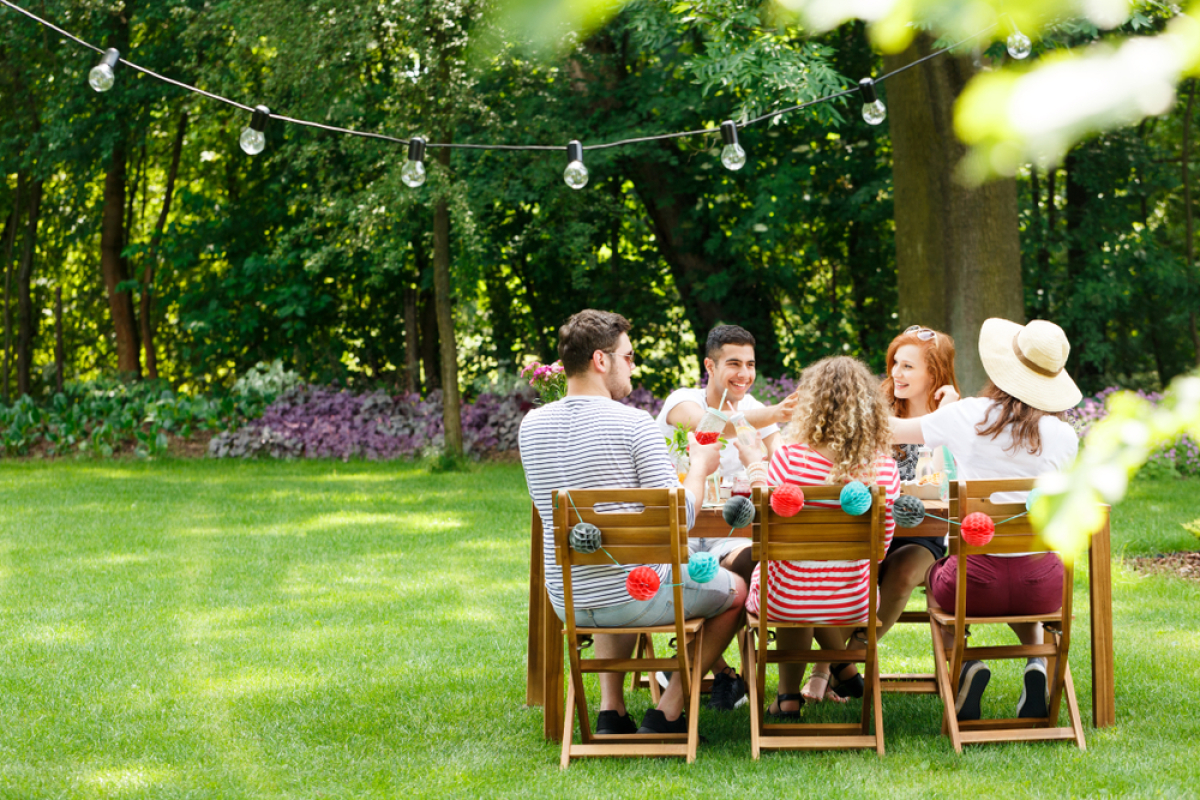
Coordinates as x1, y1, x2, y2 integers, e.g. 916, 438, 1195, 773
785, 356, 892, 484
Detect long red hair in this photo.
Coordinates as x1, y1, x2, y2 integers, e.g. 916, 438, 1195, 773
880, 328, 960, 419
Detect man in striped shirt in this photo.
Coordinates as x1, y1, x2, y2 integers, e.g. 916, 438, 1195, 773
519, 309, 750, 736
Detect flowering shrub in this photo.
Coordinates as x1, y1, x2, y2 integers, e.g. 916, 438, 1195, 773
1066, 387, 1200, 479
208, 385, 536, 461
520, 360, 567, 404
619, 387, 664, 417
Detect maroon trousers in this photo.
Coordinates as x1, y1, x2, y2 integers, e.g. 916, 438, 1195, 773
930, 553, 1064, 616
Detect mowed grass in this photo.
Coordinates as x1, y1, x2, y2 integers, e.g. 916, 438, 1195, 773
0, 461, 1197, 799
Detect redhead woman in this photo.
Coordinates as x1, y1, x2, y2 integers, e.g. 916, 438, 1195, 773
743, 357, 900, 713
890, 318, 1081, 722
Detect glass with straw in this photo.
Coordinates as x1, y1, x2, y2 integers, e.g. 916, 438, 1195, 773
693, 401, 729, 505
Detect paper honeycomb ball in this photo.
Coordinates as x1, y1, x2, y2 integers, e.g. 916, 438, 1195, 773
893, 494, 927, 528
568, 522, 602, 554
687, 551, 720, 584
840, 481, 872, 516
723, 495, 756, 528
1025, 488, 1044, 513
626, 566, 661, 601
769, 484, 805, 517
961, 512, 996, 547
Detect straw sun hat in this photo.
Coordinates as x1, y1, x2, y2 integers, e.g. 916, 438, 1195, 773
978, 318, 1082, 413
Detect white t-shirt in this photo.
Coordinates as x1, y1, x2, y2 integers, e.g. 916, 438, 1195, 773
920, 396, 1079, 556
655, 387, 780, 479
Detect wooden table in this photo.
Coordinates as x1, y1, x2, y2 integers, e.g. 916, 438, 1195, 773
525, 502, 1115, 740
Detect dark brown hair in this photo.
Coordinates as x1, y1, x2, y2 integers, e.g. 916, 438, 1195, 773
557, 310, 632, 377
706, 324, 756, 361
975, 381, 1066, 456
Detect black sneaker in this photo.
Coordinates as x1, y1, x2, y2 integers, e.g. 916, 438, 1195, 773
1017, 661, 1049, 718
637, 708, 689, 735
596, 710, 638, 735
955, 660, 991, 721
708, 670, 748, 710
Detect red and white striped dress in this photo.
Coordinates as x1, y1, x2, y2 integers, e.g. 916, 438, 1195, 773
746, 444, 900, 624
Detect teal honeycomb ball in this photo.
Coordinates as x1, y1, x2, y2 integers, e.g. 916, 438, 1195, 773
893, 494, 926, 528
1025, 488, 1044, 513
840, 481, 872, 516
569, 522, 602, 554
687, 551, 719, 584
722, 495, 755, 529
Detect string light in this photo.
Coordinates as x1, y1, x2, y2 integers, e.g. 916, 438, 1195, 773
719, 120, 746, 171
1007, 27, 1032, 59
563, 140, 588, 190
859, 77, 886, 126
88, 47, 119, 92
239, 105, 270, 156
402, 136, 427, 188
0, 0, 999, 187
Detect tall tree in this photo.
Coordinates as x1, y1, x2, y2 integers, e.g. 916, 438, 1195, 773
885, 34, 1023, 393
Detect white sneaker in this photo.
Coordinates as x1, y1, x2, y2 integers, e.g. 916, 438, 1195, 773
1017, 660, 1049, 718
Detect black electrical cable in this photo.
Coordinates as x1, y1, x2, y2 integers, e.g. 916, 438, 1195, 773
0, 0, 998, 155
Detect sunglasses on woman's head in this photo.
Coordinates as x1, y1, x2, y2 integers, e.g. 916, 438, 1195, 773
905, 325, 938, 344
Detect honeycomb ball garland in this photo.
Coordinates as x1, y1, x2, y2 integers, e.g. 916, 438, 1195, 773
961, 512, 996, 546
687, 552, 720, 584
569, 522, 603, 554
893, 494, 927, 528
723, 495, 756, 528
1025, 488, 1045, 513
770, 484, 805, 517
626, 566, 661, 601
840, 481, 872, 516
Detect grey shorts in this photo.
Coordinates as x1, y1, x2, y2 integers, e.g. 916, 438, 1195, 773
555, 566, 739, 628
688, 536, 752, 564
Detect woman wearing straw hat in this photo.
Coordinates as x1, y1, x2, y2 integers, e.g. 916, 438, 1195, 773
890, 318, 1082, 723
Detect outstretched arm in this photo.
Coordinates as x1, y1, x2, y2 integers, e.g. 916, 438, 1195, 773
889, 416, 926, 445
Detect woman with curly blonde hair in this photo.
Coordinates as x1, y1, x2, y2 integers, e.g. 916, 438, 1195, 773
744, 357, 900, 712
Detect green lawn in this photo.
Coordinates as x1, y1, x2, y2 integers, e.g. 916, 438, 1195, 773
0, 460, 1197, 799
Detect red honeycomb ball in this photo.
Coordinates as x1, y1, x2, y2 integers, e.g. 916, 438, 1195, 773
626, 566, 661, 601
961, 512, 996, 547
770, 484, 805, 517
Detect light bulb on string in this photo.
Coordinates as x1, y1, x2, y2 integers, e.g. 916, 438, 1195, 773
1007, 28, 1032, 59
402, 137, 427, 188
563, 140, 588, 190
859, 77, 886, 126
88, 48, 120, 92
719, 120, 746, 171
239, 105, 270, 156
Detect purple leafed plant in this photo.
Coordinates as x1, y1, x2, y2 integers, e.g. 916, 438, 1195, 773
1065, 387, 1199, 479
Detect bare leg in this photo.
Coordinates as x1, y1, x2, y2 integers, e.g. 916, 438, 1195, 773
657, 574, 748, 719
595, 633, 636, 714
771, 627, 812, 714
1010, 621, 1043, 649
878, 545, 936, 637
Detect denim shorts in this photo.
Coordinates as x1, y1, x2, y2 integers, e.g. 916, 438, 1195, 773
688, 536, 752, 563
555, 567, 739, 628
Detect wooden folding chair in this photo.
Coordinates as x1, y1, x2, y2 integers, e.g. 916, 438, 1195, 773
928, 478, 1086, 753
744, 484, 886, 758
552, 487, 706, 767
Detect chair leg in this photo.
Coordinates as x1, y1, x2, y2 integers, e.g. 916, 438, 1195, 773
871, 649, 885, 756
930, 618, 963, 753
1063, 661, 1087, 751
745, 628, 761, 760
560, 677, 575, 769
686, 627, 705, 764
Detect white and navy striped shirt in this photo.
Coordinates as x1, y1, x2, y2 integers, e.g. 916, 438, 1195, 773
519, 395, 697, 610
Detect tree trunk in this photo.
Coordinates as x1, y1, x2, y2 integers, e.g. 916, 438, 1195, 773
403, 278, 420, 394
140, 111, 188, 380
1183, 80, 1200, 367
101, 141, 141, 378
415, 239, 440, 391
54, 286, 64, 393
1, 178, 17, 404
628, 149, 783, 379
433, 144, 463, 456
16, 178, 43, 398
885, 34, 1023, 394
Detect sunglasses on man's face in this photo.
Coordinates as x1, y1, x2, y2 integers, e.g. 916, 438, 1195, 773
905, 325, 938, 344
